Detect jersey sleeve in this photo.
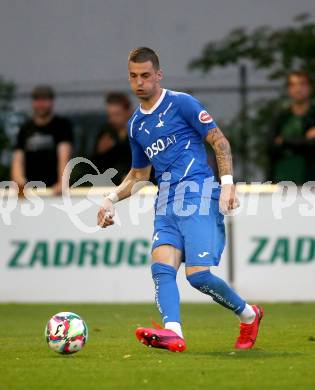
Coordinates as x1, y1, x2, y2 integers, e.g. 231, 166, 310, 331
128, 135, 151, 169
178, 93, 217, 138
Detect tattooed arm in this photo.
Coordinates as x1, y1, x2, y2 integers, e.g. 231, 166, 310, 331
205, 127, 239, 213
205, 127, 233, 177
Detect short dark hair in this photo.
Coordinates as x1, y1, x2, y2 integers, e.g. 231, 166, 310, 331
128, 47, 160, 70
286, 70, 312, 86
105, 91, 131, 111
31, 85, 55, 100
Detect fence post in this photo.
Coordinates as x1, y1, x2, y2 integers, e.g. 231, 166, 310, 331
239, 64, 249, 179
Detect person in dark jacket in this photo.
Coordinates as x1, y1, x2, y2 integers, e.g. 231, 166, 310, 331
269, 71, 315, 184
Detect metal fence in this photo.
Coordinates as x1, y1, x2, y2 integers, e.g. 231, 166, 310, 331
5, 67, 283, 181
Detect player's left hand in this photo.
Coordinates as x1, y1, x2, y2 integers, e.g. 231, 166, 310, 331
219, 184, 240, 215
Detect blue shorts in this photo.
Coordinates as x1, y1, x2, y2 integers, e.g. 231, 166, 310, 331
152, 197, 225, 266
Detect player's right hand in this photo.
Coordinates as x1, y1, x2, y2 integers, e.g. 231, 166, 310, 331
219, 183, 240, 215
97, 198, 115, 228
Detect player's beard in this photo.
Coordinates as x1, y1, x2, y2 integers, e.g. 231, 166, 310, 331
136, 85, 160, 102
135, 89, 150, 99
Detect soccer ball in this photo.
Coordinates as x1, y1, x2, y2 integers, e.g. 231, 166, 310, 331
45, 312, 88, 354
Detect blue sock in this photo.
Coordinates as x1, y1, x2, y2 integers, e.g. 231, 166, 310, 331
187, 270, 246, 315
151, 263, 181, 324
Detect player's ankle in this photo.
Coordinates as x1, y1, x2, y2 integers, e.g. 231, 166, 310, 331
238, 304, 256, 324
164, 322, 183, 338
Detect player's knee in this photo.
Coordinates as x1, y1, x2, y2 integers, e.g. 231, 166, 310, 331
185, 266, 210, 288
186, 269, 212, 290
151, 262, 177, 286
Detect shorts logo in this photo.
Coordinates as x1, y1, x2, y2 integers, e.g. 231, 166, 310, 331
198, 251, 209, 258
198, 110, 213, 124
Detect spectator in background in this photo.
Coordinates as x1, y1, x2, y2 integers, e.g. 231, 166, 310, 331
92, 92, 132, 183
11, 85, 73, 194
269, 71, 315, 184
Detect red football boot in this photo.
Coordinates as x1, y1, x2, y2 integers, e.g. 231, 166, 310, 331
235, 305, 264, 350
135, 322, 186, 352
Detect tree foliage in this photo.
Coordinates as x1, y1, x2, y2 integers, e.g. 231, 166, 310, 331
189, 13, 315, 81
188, 14, 315, 179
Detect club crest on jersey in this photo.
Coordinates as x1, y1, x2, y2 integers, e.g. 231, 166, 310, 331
156, 113, 164, 128
198, 110, 213, 124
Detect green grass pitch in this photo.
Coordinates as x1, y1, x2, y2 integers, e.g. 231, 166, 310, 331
1, 303, 315, 390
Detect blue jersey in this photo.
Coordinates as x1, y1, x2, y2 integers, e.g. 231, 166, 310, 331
127, 89, 219, 205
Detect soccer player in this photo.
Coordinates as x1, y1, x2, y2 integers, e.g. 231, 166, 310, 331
97, 47, 263, 352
